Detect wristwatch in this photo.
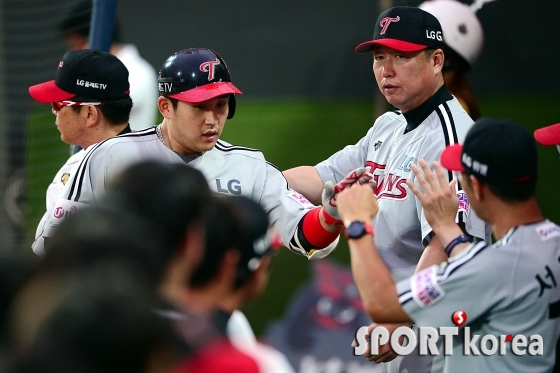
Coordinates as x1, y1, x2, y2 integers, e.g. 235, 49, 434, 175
344, 221, 373, 239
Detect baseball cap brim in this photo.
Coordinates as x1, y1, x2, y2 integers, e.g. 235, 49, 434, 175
534, 123, 560, 146
29, 80, 75, 103
168, 82, 242, 103
440, 144, 465, 172
355, 39, 428, 54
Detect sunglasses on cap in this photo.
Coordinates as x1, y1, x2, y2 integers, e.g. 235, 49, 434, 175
51, 100, 104, 112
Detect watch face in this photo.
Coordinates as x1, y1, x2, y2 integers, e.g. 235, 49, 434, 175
346, 221, 366, 239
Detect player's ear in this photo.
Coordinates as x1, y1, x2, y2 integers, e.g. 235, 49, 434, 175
84, 104, 100, 127
469, 175, 484, 202
432, 48, 444, 73
158, 97, 173, 119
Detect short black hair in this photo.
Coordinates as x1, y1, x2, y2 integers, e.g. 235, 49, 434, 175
189, 195, 273, 290
14, 265, 177, 373
465, 171, 537, 203
189, 196, 238, 288
101, 160, 211, 262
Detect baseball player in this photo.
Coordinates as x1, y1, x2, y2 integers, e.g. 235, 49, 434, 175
283, 6, 489, 372
38, 48, 342, 260
30, 49, 133, 256
337, 118, 560, 373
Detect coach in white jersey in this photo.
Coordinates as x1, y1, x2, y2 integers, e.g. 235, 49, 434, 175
337, 118, 560, 373
40, 48, 341, 259
284, 6, 488, 371
29, 49, 133, 256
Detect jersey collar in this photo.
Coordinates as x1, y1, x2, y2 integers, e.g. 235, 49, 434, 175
402, 85, 453, 134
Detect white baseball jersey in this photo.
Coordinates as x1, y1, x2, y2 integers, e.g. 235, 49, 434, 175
41, 126, 329, 255
33, 125, 133, 256
316, 88, 489, 283
398, 220, 560, 373
32, 149, 86, 256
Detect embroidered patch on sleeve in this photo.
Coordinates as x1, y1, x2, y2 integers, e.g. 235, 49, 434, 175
287, 190, 315, 208
457, 190, 470, 217
536, 221, 560, 241
410, 265, 445, 308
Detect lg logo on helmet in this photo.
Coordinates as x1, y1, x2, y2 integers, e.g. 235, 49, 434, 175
200, 59, 220, 81
426, 29, 443, 42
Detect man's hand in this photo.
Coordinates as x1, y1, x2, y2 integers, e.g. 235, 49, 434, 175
337, 183, 378, 224
405, 159, 459, 233
322, 167, 373, 223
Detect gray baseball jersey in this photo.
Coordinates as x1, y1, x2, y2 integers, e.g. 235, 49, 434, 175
41, 125, 331, 255
398, 220, 560, 373
32, 149, 85, 256
316, 88, 489, 283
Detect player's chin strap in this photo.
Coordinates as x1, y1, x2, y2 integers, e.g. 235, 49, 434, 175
288, 226, 340, 260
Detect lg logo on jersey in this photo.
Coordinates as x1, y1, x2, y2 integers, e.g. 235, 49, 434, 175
215, 179, 241, 195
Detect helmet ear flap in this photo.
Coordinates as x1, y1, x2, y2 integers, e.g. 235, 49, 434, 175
227, 94, 236, 119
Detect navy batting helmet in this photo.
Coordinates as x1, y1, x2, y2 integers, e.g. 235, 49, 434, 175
158, 48, 242, 119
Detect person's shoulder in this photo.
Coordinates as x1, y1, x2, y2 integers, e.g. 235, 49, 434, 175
372, 110, 404, 131
214, 140, 265, 158
86, 128, 159, 156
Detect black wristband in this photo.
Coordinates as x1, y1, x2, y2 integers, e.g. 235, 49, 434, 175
444, 234, 472, 256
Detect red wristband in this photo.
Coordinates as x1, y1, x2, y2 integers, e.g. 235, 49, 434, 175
321, 207, 344, 226
303, 207, 343, 248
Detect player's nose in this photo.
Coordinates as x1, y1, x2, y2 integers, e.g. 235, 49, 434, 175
381, 60, 395, 78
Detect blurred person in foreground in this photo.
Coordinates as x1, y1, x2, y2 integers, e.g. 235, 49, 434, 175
98, 161, 295, 371
8, 206, 184, 373
337, 118, 560, 373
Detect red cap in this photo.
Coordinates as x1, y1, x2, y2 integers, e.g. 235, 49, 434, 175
440, 144, 465, 172
168, 82, 242, 103
534, 123, 560, 146
29, 80, 75, 103
355, 39, 427, 53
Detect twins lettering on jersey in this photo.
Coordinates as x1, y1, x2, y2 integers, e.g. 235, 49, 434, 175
366, 157, 413, 200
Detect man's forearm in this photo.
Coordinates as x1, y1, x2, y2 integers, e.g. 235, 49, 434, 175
282, 166, 323, 205
348, 235, 412, 324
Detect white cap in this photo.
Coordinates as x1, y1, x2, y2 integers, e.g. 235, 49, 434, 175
418, 0, 484, 67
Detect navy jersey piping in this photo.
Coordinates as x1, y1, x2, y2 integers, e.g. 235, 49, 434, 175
67, 128, 158, 201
